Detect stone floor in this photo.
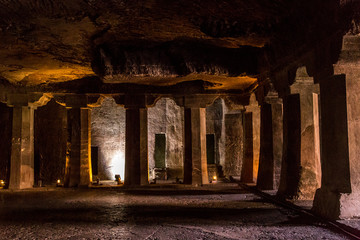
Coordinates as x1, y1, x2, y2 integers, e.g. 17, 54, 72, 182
0, 184, 352, 240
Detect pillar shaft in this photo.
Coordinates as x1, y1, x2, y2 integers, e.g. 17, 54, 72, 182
241, 112, 254, 183
278, 94, 301, 198
271, 102, 283, 190
313, 74, 351, 219
9, 106, 35, 189
184, 108, 208, 185
290, 74, 321, 199
125, 108, 148, 186
257, 103, 274, 189
224, 113, 243, 177
66, 108, 92, 187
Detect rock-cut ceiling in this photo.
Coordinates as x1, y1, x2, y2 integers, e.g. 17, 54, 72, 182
0, 0, 358, 93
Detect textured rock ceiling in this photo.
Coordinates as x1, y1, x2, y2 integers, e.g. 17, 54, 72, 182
0, 0, 357, 93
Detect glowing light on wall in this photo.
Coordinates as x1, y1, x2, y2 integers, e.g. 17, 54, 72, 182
110, 151, 125, 180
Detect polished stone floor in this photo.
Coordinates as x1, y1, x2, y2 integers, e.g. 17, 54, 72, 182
0, 184, 351, 240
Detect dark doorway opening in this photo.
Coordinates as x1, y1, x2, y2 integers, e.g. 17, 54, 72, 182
155, 134, 166, 168
91, 147, 99, 176
207, 134, 215, 164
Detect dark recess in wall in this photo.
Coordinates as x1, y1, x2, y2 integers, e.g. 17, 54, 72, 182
0, 103, 12, 187
34, 99, 67, 185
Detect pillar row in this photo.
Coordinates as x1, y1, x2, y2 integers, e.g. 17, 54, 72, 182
184, 107, 208, 185
125, 107, 149, 186
9, 106, 35, 189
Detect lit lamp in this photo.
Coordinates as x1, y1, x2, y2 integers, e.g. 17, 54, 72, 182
115, 174, 122, 185
213, 176, 217, 182
56, 179, 61, 187
0, 180, 5, 189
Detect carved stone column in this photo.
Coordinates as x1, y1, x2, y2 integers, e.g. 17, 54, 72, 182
175, 95, 217, 185
313, 74, 351, 219
241, 111, 254, 183
184, 107, 208, 185
124, 95, 149, 186
7, 93, 51, 189
256, 103, 274, 189
277, 93, 301, 198
65, 95, 92, 187
290, 67, 321, 200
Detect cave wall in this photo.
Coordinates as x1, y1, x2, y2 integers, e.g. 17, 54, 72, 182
245, 94, 260, 181
224, 111, 243, 176
34, 99, 67, 185
148, 98, 184, 179
0, 103, 12, 186
148, 98, 167, 175
206, 98, 224, 166
164, 98, 184, 178
91, 97, 125, 180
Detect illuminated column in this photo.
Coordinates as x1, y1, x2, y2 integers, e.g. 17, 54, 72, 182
9, 105, 35, 189
7, 93, 51, 189
256, 88, 283, 191
241, 111, 254, 183
244, 94, 260, 181
65, 95, 92, 187
289, 68, 321, 200
124, 96, 148, 186
184, 107, 208, 185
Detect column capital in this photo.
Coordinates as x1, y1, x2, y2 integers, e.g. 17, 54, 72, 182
223, 95, 249, 110
65, 94, 88, 109
264, 90, 282, 105
7, 93, 52, 108
173, 94, 218, 108
115, 94, 160, 109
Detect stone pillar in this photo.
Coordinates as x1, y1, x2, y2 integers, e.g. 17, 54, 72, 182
269, 98, 283, 190
224, 112, 243, 177
125, 107, 148, 186
65, 95, 92, 187
245, 94, 260, 181
312, 74, 351, 219
184, 107, 208, 185
256, 103, 274, 189
290, 67, 321, 200
319, 35, 360, 219
6, 93, 51, 189
241, 112, 253, 183
9, 105, 35, 189
277, 94, 301, 198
